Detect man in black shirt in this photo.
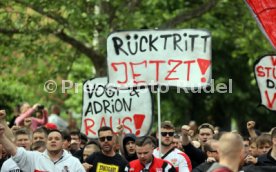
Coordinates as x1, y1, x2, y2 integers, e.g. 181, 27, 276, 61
86, 126, 128, 172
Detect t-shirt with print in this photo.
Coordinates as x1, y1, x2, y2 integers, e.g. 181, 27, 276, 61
0, 158, 21, 172
86, 151, 128, 172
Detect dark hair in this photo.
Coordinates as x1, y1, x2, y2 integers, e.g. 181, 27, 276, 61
243, 136, 250, 142
14, 128, 31, 140
98, 126, 113, 136
62, 131, 71, 142
256, 133, 272, 147
86, 140, 100, 147
271, 127, 276, 139
48, 129, 64, 140
84, 140, 101, 150
80, 133, 88, 143
135, 136, 154, 147
203, 140, 217, 152
161, 121, 175, 130
31, 140, 46, 151
70, 130, 81, 139
198, 123, 215, 134
203, 142, 212, 152
33, 127, 48, 136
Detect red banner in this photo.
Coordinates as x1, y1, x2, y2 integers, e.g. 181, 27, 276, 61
245, 0, 276, 49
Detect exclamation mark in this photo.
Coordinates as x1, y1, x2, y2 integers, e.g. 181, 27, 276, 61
133, 114, 145, 136
197, 58, 211, 83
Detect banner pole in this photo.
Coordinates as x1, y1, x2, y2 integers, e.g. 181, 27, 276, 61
157, 86, 162, 157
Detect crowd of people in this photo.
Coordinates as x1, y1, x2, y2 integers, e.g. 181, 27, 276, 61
0, 103, 275, 172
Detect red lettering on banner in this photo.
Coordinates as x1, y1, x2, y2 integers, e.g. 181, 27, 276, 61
84, 118, 96, 135
130, 60, 147, 84
109, 116, 121, 129
255, 66, 276, 79
110, 59, 212, 85
197, 58, 211, 83
183, 60, 196, 81
197, 59, 211, 74
265, 67, 272, 77
256, 66, 265, 77
84, 116, 138, 136
133, 114, 145, 136
165, 60, 182, 80
265, 90, 276, 109
149, 60, 166, 81
271, 56, 276, 66
100, 117, 107, 127
122, 117, 132, 133
111, 62, 128, 84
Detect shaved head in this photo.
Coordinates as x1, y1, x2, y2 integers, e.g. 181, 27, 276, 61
218, 132, 244, 159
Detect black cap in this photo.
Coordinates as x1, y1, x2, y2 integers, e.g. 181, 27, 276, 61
123, 133, 136, 145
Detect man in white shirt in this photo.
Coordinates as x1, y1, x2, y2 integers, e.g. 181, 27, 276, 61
153, 121, 192, 172
0, 124, 85, 172
1, 128, 31, 172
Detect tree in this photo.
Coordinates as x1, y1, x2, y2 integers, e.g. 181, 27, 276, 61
0, 0, 273, 131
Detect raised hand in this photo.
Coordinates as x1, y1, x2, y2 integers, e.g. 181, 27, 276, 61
32, 103, 40, 110
247, 121, 255, 130
181, 125, 191, 136
24, 117, 32, 128
82, 162, 93, 172
116, 124, 124, 136
0, 124, 5, 137
0, 110, 6, 121
11, 125, 20, 134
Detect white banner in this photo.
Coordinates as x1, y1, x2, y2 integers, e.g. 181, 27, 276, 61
107, 29, 212, 88
254, 54, 276, 111
81, 77, 153, 138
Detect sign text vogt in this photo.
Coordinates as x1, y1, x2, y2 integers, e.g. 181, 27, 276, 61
81, 77, 153, 138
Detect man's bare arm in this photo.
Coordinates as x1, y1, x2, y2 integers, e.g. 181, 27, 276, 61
181, 125, 191, 146
116, 124, 125, 155
247, 121, 257, 139
0, 110, 15, 141
0, 123, 17, 156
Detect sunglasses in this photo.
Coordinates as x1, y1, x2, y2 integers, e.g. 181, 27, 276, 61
99, 136, 113, 142
161, 132, 174, 137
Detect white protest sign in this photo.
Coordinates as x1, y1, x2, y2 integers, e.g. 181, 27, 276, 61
81, 77, 153, 138
254, 54, 276, 111
107, 29, 212, 88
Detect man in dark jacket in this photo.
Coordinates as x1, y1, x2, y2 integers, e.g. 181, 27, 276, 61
86, 126, 128, 172
122, 133, 138, 162
255, 127, 276, 166
182, 123, 215, 168
192, 139, 219, 172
